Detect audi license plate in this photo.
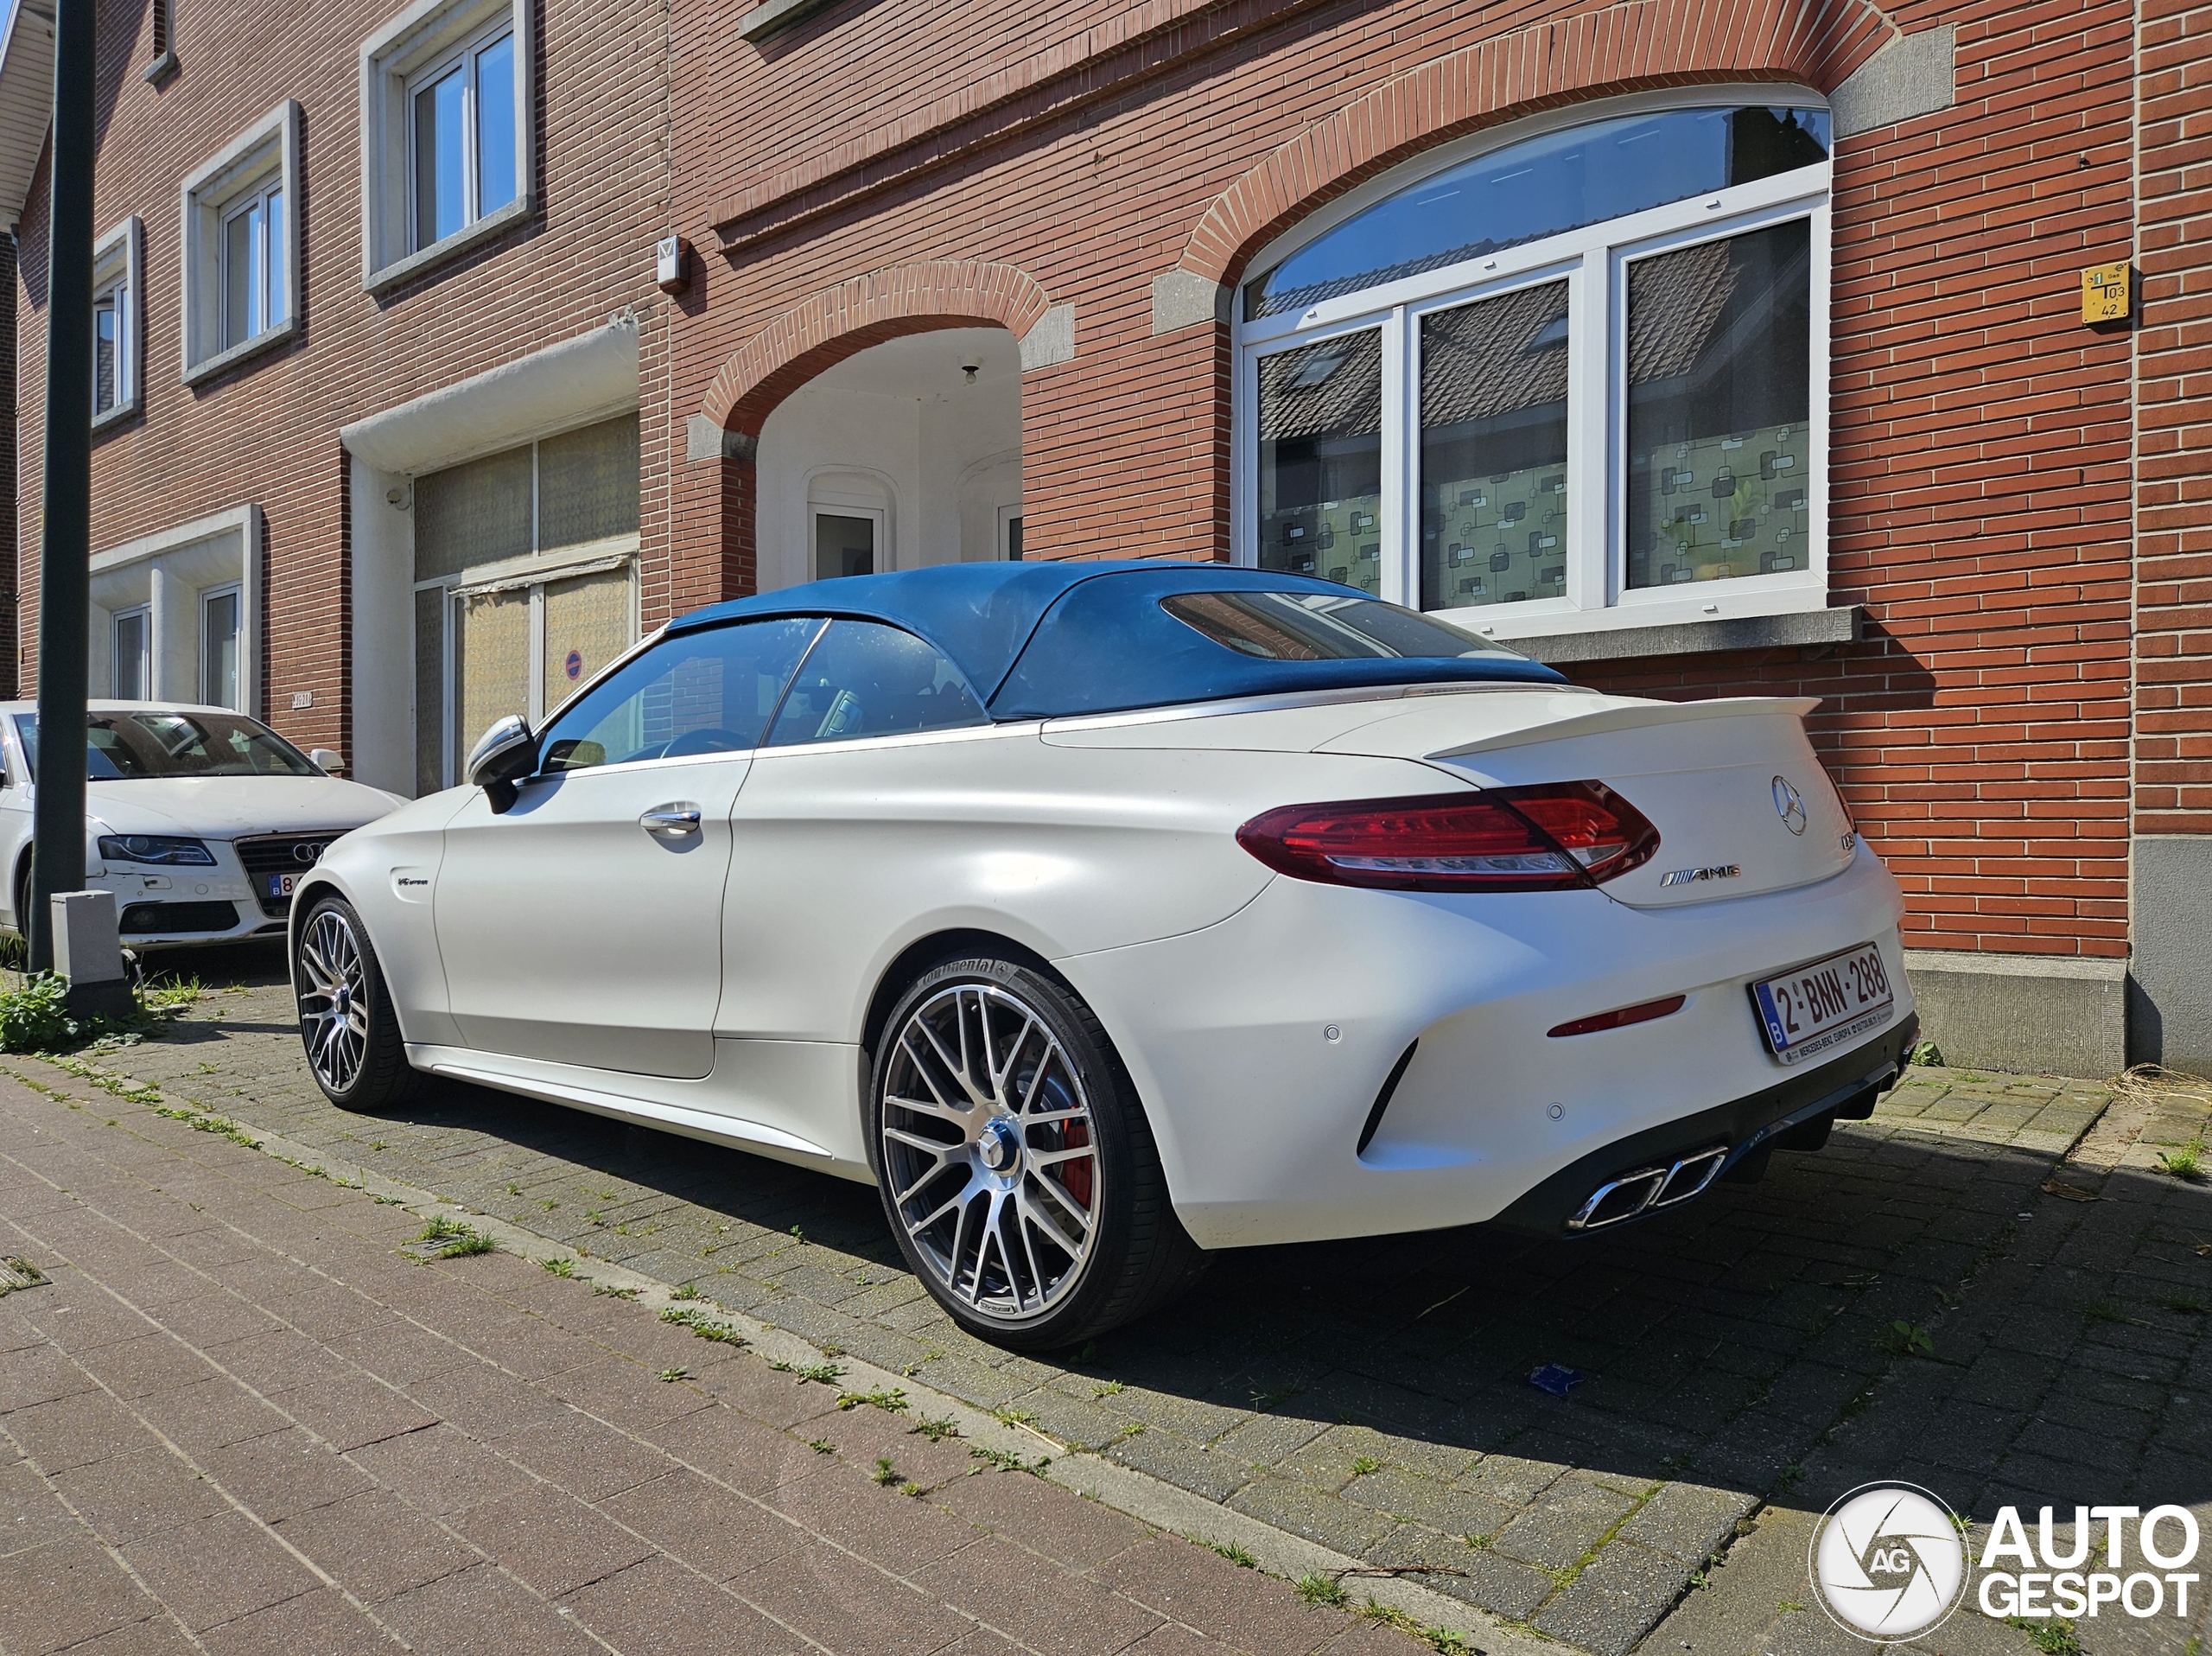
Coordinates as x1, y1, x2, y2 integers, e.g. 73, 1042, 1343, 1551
265, 874, 300, 902
1751, 943, 1894, 1065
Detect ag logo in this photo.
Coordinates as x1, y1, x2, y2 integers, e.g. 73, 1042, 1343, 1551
1808, 1482, 1970, 1641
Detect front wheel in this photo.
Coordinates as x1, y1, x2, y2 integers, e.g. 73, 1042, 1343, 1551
867, 956, 1205, 1350
293, 896, 418, 1111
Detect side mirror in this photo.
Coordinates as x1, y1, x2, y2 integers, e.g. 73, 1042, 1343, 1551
464, 714, 537, 812
308, 748, 345, 774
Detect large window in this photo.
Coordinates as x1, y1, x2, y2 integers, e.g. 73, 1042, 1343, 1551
92, 218, 142, 425
410, 22, 517, 252
361, 0, 531, 291
1237, 95, 1830, 641
412, 415, 641, 793
180, 103, 301, 382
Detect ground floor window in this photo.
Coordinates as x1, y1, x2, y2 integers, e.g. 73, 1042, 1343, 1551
1236, 92, 1830, 641
411, 414, 640, 793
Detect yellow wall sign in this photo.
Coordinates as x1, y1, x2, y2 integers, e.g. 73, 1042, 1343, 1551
2082, 262, 2131, 323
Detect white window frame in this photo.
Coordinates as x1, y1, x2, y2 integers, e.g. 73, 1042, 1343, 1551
1232, 87, 1834, 642
199, 582, 245, 710
92, 217, 143, 427
87, 506, 263, 716
404, 19, 516, 255
179, 101, 302, 385
111, 607, 151, 699
809, 503, 886, 583
359, 0, 533, 295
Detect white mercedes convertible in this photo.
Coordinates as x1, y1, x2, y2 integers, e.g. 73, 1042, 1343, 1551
290, 563, 1915, 1347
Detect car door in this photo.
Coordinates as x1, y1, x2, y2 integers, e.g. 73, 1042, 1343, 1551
434, 616, 823, 1079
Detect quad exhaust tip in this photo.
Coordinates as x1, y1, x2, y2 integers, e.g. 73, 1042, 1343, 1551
1566, 1144, 1729, 1232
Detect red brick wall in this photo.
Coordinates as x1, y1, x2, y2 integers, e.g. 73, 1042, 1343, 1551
2137, 0, 2212, 837
15, 0, 673, 758
658, 0, 2138, 960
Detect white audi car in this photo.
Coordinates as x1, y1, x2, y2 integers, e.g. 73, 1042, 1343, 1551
289, 563, 1915, 1347
0, 702, 404, 950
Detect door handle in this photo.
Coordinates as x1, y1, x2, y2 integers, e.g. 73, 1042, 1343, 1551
639, 803, 703, 838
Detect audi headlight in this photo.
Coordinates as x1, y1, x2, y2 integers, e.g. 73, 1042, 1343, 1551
97, 835, 216, 867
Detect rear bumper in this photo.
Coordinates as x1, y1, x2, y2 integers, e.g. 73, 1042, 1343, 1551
1061, 839, 1912, 1250
1487, 1010, 1916, 1234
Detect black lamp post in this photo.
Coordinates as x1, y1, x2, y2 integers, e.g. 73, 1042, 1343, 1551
28, 0, 93, 972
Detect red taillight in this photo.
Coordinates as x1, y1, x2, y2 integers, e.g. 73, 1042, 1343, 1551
1236, 782, 1658, 893
1548, 995, 1687, 1038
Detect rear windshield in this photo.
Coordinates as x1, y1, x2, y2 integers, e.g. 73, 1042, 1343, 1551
1160, 589, 1527, 661
16, 711, 321, 780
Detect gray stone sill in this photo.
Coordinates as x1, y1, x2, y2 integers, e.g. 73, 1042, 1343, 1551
740, 0, 839, 40
362, 195, 532, 297
180, 319, 298, 388
142, 49, 177, 85
91, 398, 141, 433
1509, 605, 1860, 666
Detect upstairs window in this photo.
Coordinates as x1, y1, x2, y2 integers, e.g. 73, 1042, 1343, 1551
361, 0, 532, 291
410, 22, 517, 252
180, 102, 301, 383
92, 218, 142, 424
1237, 94, 1831, 645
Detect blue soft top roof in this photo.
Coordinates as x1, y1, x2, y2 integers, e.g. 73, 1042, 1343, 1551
667, 561, 1563, 718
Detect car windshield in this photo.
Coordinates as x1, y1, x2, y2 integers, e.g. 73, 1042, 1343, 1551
16, 711, 321, 780
1159, 589, 1527, 660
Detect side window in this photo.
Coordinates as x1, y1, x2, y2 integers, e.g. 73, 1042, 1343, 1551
766, 621, 987, 747
539, 617, 821, 774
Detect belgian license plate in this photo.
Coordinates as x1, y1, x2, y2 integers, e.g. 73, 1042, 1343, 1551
265, 873, 299, 902
1751, 942, 1895, 1065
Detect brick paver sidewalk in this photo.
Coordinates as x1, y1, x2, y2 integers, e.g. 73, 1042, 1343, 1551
0, 1063, 1424, 1656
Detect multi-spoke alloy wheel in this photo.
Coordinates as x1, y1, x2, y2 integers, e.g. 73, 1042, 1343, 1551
292, 896, 417, 1111
297, 908, 369, 1093
869, 957, 1206, 1348
880, 982, 1100, 1324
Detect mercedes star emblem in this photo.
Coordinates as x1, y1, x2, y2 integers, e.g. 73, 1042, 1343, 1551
1771, 775, 1808, 836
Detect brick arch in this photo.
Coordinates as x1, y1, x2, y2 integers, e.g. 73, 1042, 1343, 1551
702, 259, 1053, 434
1177, 0, 1897, 288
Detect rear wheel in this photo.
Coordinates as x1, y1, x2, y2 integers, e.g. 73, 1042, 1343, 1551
868, 955, 1205, 1350
294, 896, 418, 1111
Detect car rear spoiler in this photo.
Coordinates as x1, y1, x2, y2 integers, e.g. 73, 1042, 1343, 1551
1423, 696, 1821, 761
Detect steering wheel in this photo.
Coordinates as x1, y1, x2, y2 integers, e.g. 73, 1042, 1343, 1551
663, 727, 749, 757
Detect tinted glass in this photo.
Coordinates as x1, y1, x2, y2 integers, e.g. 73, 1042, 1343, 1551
17, 712, 319, 780
93, 294, 118, 412
1256, 330, 1382, 595
1624, 220, 1811, 589
202, 590, 240, 709
415, 65, 465, 247
1160, 590, 1525, 660
538, 617, 820, 774
114, 613, 146, 699
766, 621, 988, 746
1248, 105, 1828, 319
264, 188, 285, 327
475, 33, 518, 214
223, 206, 253, 347
1420, 280, 1571, 610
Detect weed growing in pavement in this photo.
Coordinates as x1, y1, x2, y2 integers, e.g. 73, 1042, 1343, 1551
592, 1283, 642, 1299
2008, 1617, 2083, 1655
1296, 1574, 1350, 1608
1777, 1463, 1804, 1490
908, 1417, 959, 1443
771, 1360, 844, 1385
1092, 1379, 1123, 1398
991, 1404, 1039, 1428
147, 1103, 258, 1148
1116, 1421, 1146, 1440
899, 1481, 925, 1497
0, 972, 195, 1054
1204, 1538, 1257, 1569
1354, 1598, 1479, 1654
870, 1457, 898, 1486
805, 1437, 835, 1455
1777, 1600, 1804, 1614
1464, 1533, 1492, 1551
836, 1386, 909, 1414
1907, 1039, 1943, 1066
658, 1367, 689, 1383
1349, 1456, 1384, 1476
541, 1258, 576, 1277
1876, 1320, 1935, 1357
2159, 1137, 2206, 1181
659, 1308, 746, 1345
2084, 1301, 2125, 1323
2161, 1294, 2209, 1315
968, 1445, 1051, 1475
416, 1216, 495, 1258
669, 1283, 701, 1301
